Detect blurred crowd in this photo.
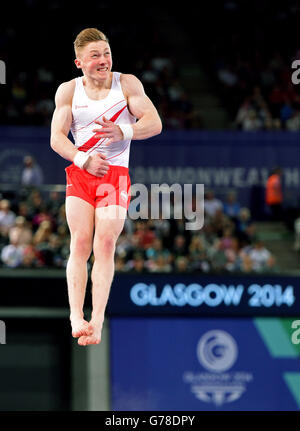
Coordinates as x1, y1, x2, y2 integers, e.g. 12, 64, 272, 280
0, 10, 198, 130
2, 2, 300, 131
0, 54, 198, 130
135, 52, 198, 129
231, 54, 300, 131
209, 1, 300, 130
0, 187, 276, 274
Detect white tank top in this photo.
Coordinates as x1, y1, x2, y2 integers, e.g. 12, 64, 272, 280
70, 72, 136, 168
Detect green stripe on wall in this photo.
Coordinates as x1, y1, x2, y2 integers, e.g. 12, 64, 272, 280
284, 373, 300, 409
254, 318, 299, 358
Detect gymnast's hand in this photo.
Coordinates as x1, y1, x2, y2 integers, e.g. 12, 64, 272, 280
84, 153, 109, 177
92, 116, 123, 145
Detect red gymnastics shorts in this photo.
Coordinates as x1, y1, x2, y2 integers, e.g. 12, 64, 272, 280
65, 163, 131, 210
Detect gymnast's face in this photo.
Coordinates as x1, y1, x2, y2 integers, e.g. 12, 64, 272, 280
74, 41, 112, 81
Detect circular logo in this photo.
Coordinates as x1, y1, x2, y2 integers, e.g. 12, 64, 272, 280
197, 330, 238, 373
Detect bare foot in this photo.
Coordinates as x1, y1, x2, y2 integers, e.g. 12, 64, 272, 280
70, 318, 93, 338
77, 320, 103, 346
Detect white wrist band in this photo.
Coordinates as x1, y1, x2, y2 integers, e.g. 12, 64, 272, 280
73, 151, 90, 169
119, 124, 133, 141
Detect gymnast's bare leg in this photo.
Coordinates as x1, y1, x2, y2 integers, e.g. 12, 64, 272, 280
78, 204, 126, 346
65, 196, 94, 338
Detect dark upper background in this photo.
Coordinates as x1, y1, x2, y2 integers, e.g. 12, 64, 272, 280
1, 0, 300, 131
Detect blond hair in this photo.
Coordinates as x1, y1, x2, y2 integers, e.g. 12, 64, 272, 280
74, 28, 109, 56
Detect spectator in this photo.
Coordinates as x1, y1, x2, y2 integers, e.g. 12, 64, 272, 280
265, 167, 283, 221
235, 98, 252, 129
1, 242, 23, 268
22, 244, 43, 268
0, 199, 16, 235
148, 253, 172, 273
115, 255, 126, 272
9, 216, 32, 247
17, 201, 32, 223
188, 235, 210, 272
145, 237, 171, 263
224, 237, 241, 272
132, 221, 155, 250
248, 240, 275, 272
210, 208, 232, 237
208, 240, 228, 272
217, 63, 238, 87
26, 189, 44, 216
116, 232, 133, 260
223, 191, 241, 219
128, 252, 147, 273
286, 111, 300, 131
241, 109, 263, 131
21, 155, 44, 187
1, 230, 24, 268
219, 227, 235, 250
204, 190, 223, 219
39, 233, 63, 267
33, 220, 52, 246
235, 207, 253, 234
239, 250, 253, 273
152, 214, 171, 246
32, 204, 54, 230
172, 234, 188, 259
174, 256, 191, 273
280, 99, 294, 127
56, 203, 68, 230
47, 191, 64, 218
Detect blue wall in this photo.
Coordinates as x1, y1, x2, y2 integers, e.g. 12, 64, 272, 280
110, 316, 300, 411
1, 127, 300, 212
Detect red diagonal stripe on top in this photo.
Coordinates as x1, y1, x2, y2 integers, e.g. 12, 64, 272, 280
109, 105, 127, 122
79, 105, 127, 153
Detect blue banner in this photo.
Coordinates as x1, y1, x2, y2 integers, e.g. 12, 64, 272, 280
107, 274, 300, 317
1, 127, 300, 210
110, 317, 300, 411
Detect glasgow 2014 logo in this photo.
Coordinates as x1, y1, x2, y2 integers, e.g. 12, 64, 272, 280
183, 330, 253, 406
197, 330, 238, 373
